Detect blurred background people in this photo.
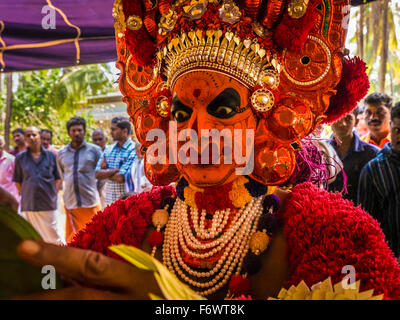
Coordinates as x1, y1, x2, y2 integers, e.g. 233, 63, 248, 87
328, 107, 379, 204
95, 117, 136, 205
125, 141, 152, 195
12, 127, 63, 244
10, 128, 27, 156
57, 117, 102, 242
0, 136, 19, 206
354, 105, 369, 137
358, 103, 400, 257
92, 128, 108, 208
91, 128, 108, 152
40, 129, 58, 155
361, 93, 392, 149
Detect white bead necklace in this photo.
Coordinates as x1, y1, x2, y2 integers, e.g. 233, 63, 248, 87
162, 196, 264, 297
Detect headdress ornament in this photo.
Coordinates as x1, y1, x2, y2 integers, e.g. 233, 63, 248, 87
113, 0, 369, 186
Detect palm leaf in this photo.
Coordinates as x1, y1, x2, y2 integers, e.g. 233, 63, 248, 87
109, 244, 206, 300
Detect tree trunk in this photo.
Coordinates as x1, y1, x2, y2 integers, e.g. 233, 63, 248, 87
357, 5, 365, 60
5, 73, 12, 151
371, 1, 382, 59
378, 0, 389, 93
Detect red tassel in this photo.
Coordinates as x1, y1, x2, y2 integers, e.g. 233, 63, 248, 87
324, 57, 370, 123
228, 275, 250, 296
273, 0, 319, 51
122, 0, 156, 67
147, 230, 164, 247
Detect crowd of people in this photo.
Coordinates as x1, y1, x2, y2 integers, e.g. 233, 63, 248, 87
0, 116, 151, 244
0, 92, 399, 257
327, 92, 400, 257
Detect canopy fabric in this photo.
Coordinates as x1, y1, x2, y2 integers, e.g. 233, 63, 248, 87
0, 0, 116, 72
0, 0, 375, 73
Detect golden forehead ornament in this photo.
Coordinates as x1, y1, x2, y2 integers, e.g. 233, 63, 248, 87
112, 0, 369, 186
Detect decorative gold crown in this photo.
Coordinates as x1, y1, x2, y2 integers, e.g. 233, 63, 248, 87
157, 28, 282, 90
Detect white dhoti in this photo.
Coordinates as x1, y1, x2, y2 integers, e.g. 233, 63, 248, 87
21, 210, 64, 245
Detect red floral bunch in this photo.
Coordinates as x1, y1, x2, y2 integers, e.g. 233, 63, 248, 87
69, 186, 175, 261
324, 56, 370, 123
282, 182, 400, 300
193, 182, 235, 214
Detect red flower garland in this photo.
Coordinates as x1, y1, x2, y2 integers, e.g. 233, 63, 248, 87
282, 183, 400, 300
69, 183, 400, 300
69, 186, 175, 261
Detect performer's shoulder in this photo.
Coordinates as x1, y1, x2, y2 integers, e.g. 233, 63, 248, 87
281, 182, 383, 241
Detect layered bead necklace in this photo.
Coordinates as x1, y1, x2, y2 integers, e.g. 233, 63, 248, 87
163, 196, 264, 296
147, 176, 280, 298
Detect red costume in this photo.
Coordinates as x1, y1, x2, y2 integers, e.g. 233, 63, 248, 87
69, 0, 400, 299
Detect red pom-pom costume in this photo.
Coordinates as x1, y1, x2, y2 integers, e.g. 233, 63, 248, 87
68, 0, 400, 300
147, 230, 164, 247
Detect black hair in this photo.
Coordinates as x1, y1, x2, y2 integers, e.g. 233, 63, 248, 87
12, 128, 25, 135
40, 129, 53, 138
392, 102, 400, 121
364, 92, 393, 109
352, 105, 364, 117
111, 116, 132, 135
66, 116, 86, 132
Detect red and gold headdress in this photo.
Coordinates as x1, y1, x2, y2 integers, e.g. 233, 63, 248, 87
113, 0, 369, 186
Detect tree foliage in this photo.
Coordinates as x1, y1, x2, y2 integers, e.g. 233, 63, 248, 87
0, 64, 116, 146
351, 0, 400, 99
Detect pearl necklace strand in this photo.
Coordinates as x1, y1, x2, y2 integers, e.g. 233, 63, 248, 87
162, 196, 264, 297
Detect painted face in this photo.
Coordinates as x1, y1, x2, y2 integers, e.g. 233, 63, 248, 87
172, 71, 257, 187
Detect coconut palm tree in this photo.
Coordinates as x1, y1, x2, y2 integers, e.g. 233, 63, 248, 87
352, 0, 399, 98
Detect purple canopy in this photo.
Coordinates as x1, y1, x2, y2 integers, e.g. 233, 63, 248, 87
0, 0, 374, 72
0, 0, 116, 72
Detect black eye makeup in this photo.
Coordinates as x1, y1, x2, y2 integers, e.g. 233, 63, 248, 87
207, 88, 241, 119
171, 95, 193, 123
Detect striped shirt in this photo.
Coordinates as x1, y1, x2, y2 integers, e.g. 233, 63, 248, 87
358, 143, 400, 256
96, 138, 136, 205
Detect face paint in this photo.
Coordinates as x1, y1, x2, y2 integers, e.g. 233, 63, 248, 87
172, 71, 257, 187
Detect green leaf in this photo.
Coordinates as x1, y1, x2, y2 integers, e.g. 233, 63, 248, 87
109, 244, 206, 300
0, 205, 63, 299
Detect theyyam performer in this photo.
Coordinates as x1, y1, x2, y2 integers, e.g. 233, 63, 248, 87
17, 0, 400, 299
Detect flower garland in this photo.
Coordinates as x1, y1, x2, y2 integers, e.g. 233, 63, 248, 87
175, 175, 273, 213
147, 177, 281, 298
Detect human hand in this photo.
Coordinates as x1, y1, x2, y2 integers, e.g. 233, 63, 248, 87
0, 186, 18, 212
100, 158, 108, 170
14, 240, 162, 299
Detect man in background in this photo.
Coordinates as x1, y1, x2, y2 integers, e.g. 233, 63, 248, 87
13, 127, 62, 244
358, 103, 400, 257
361, 93, 392, 148
95, 117, 136, 205
40, 129, 58, 155
91, 128, 108, 209
92, 129, 108, 152
10, 128, 27, 156
0, 136, 19, 205
328, 107, 379, 205
125, 141, 152, 195
57, 117, 102, 242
